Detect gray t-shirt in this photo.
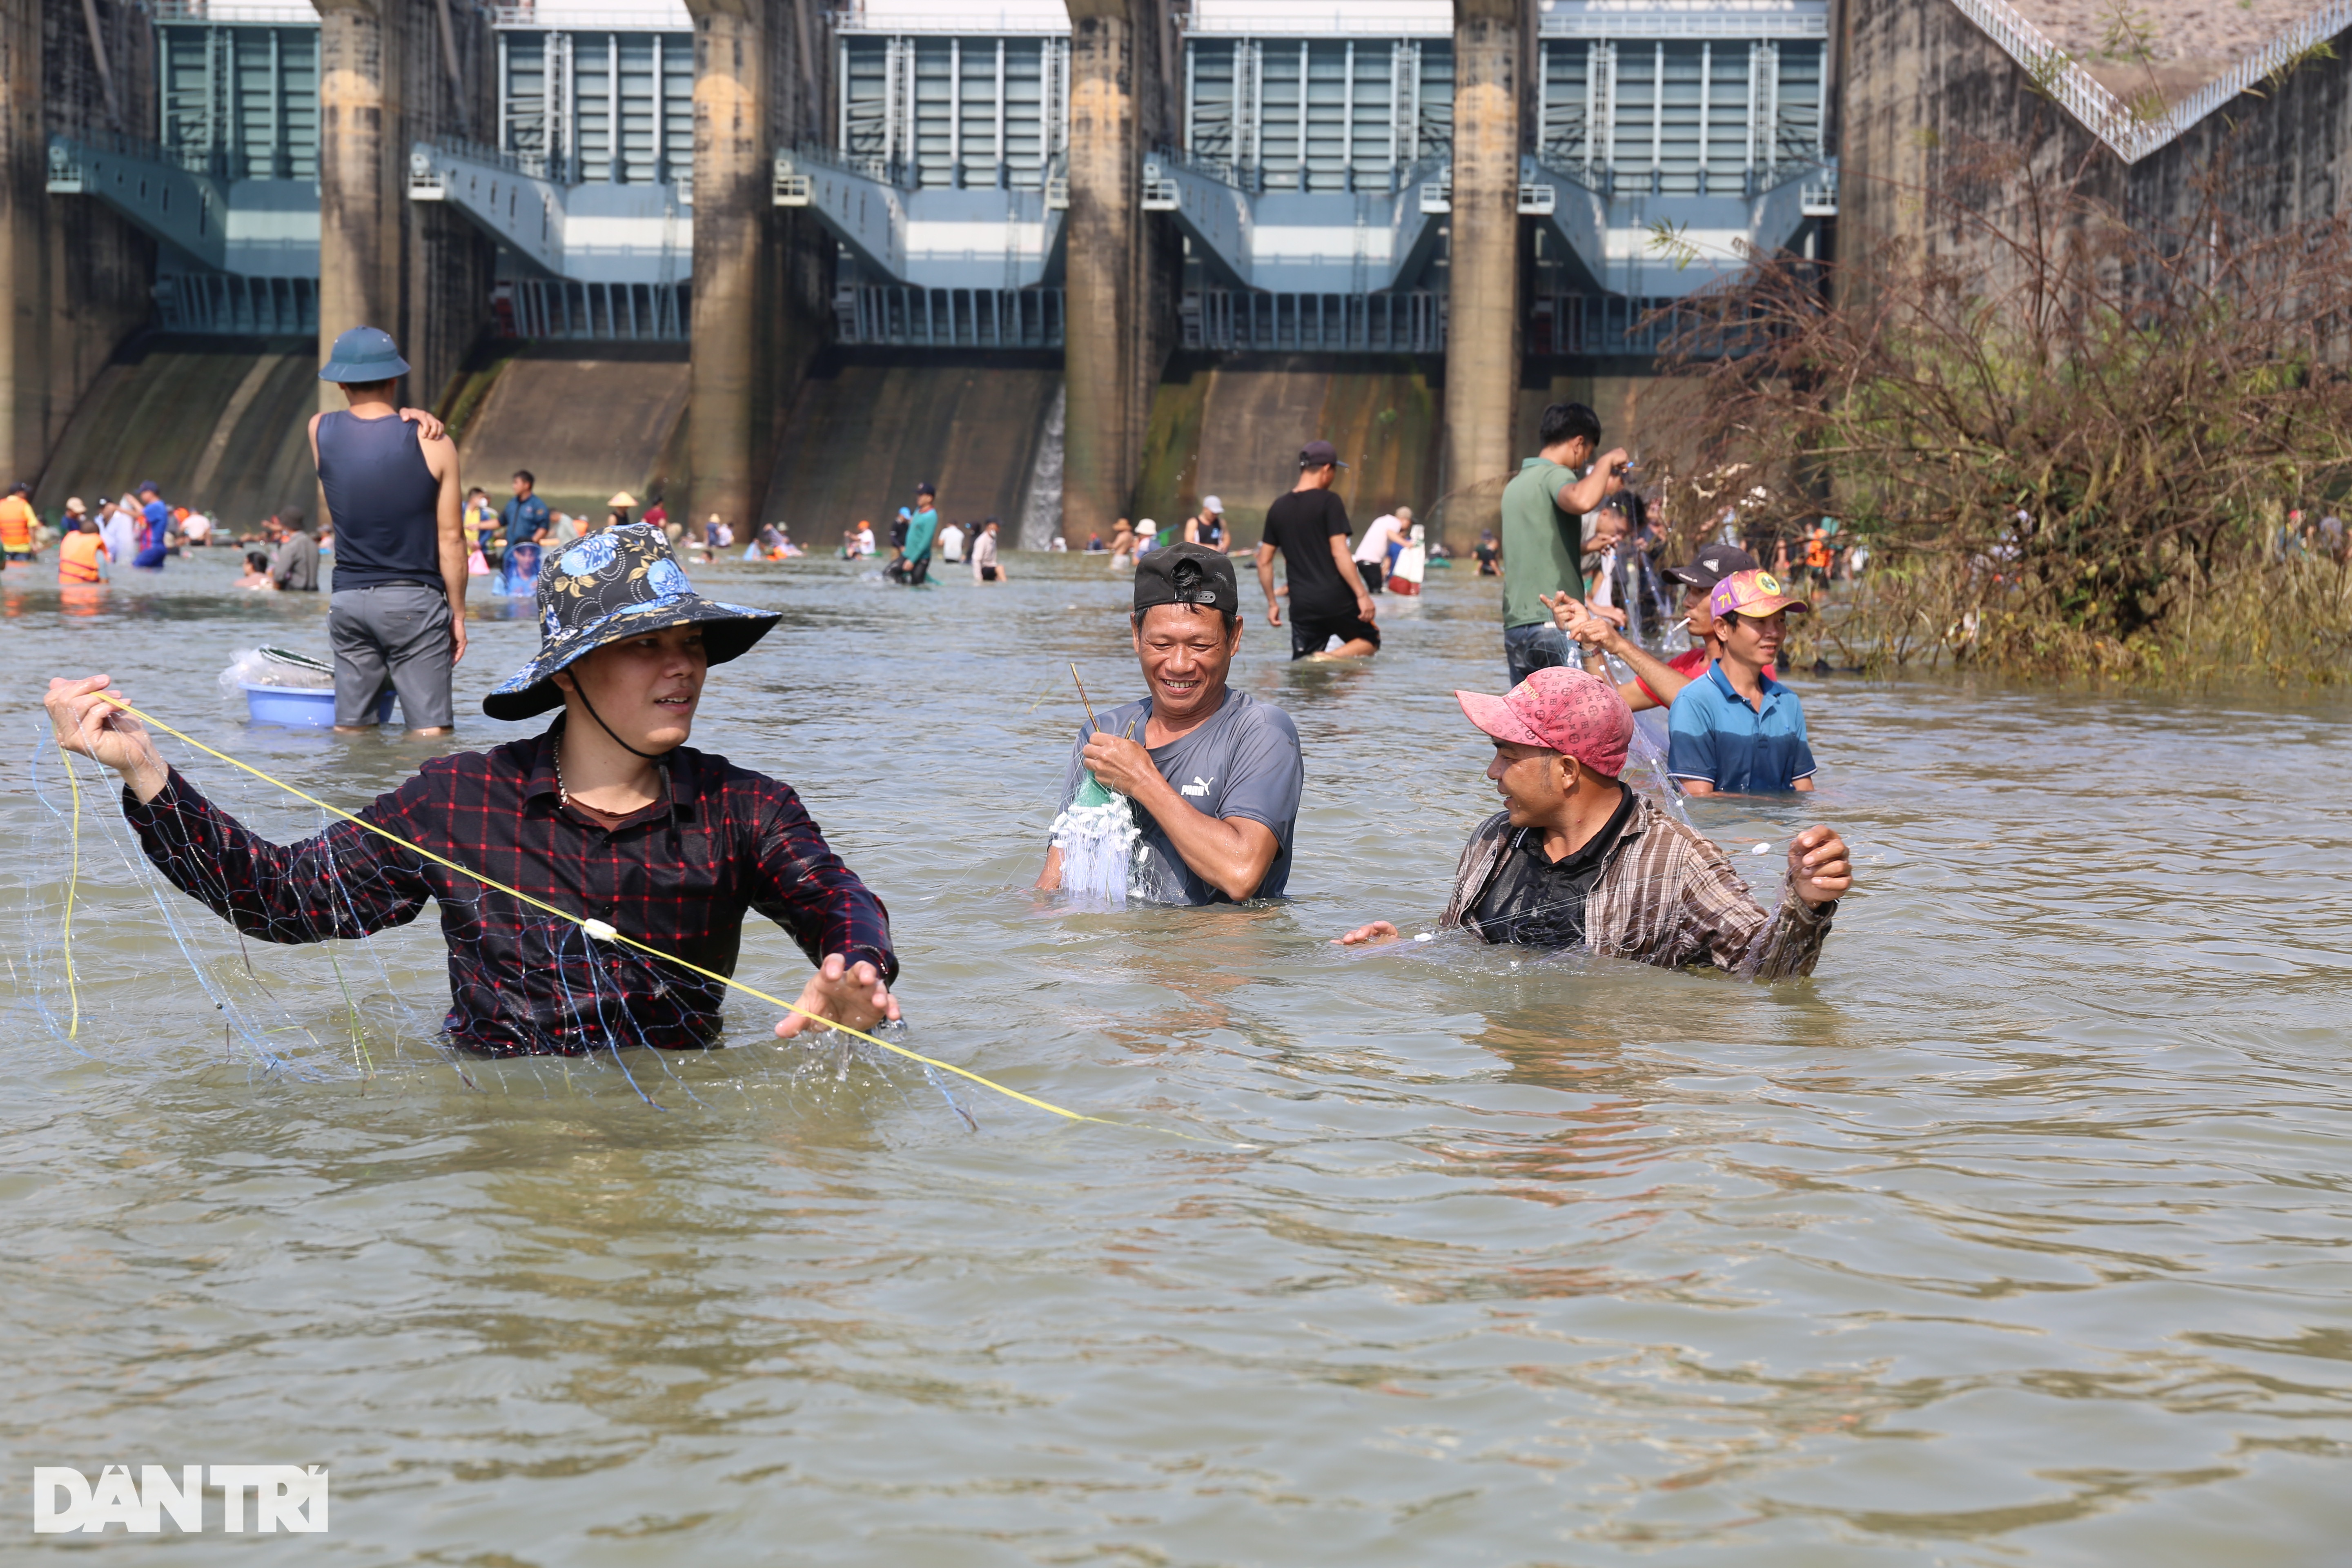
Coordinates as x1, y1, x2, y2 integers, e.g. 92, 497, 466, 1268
270, 530, 319, 591
1057, 688, 1304, 904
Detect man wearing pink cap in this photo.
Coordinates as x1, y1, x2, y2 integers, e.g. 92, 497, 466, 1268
1666, 568, 1817, 796
1337, 668, 1850, 978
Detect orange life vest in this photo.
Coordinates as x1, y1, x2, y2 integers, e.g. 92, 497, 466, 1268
0, 494, 34, 552
59, 530, 104, 583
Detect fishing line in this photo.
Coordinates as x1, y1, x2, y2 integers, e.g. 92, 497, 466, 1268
86, 695, 1218, 1144
60, 740, 83, 1041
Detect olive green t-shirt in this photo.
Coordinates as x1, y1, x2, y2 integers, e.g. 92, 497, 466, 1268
1500, 456, 1586, 627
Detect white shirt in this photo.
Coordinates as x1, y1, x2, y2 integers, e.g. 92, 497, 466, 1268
1353, 514, 1400, 564
181, 512, 212, 542
854, 526, 875, 555
940, 522, 966, 561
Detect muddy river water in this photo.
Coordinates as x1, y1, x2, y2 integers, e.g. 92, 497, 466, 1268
3, 550, 2348, 1564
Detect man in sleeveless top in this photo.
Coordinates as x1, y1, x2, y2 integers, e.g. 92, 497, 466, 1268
308, 326, 467, 736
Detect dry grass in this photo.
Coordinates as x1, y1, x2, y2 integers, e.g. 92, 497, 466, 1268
1649, 122, 2352, 688
1788, 547, 2352, 684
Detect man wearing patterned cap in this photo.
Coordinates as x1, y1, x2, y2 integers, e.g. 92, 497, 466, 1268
1337, 667, 1850, 979
44, 524, 901, 1054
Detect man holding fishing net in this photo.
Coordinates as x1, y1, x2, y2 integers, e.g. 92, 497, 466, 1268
1335, 666, 1849, 978
44, 524, 901, 1055
1038, 543, 1303, 905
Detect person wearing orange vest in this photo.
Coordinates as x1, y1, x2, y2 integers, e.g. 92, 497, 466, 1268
58, 513, 108, 585
0, 481, 38, 564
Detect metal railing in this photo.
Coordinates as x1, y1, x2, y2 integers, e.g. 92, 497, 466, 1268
833, 285, 1064, 348
2149, 0, 2352, 154
151, 0, 320, 23
154, 272, 316, 335
1947, 0, 2352, 162
1527, 151, 1799, 200
499, 278, 689, 340
491, 4, 690, 30
53, 124, 219, 179
1180, 8, 1450, 36
829, 5, 1074, 36
1537, 9, 1829, 38
1181, 289, 1445, 354
1527, 293, 1758, 358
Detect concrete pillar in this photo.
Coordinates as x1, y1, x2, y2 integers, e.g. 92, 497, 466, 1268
1062, 0, 1145, 547
315, 0, 401, 408
685, 0, 767, 535
1441, 0, 1522, 549
0, 0, 45, 481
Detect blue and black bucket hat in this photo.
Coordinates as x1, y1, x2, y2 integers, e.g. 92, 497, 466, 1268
318, 325, 410, 383
483, 523, 780, 720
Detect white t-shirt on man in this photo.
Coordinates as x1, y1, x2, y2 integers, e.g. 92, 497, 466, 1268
1354, 514, 1401, 564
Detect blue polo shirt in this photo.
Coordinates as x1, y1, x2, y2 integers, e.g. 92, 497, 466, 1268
1667, 663, 1817, 793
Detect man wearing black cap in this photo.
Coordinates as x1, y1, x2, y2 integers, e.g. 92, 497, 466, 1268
1038, 543, 1304, 904
1256, 439, 1379, 659
1549, 543, 1769, 713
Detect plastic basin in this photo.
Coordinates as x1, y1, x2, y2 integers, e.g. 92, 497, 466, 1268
241, 683, 396, 728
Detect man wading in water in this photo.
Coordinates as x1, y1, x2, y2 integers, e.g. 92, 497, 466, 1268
1337, 667, 1850, 978
309, 326, 467, 736
45, 525, 901, 1055
1038, 544, 1304, 904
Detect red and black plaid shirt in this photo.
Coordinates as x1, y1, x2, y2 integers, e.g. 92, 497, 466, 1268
123, 720, 897, 1056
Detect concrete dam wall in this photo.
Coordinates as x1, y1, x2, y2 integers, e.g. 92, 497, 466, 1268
33, 336, 323, 531
452, 343, 692, 523
1134, 353, 1446, 544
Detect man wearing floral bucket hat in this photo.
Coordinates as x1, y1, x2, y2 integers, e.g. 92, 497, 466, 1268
43, 523, 902, 1055
1666, 568, 1819, 796
1335, 666, 1848, 980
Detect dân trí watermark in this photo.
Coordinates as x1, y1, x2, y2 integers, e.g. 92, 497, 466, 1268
32, 1466, 328, 1534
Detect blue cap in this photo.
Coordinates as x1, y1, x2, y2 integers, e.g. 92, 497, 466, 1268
136, 479, 160, 494
319, 325, 410, 383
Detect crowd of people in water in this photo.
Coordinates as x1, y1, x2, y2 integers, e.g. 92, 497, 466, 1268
35, 322, 1863, 1063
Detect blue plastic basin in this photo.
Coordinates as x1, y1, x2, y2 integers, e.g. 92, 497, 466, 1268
241, 683, 395, 728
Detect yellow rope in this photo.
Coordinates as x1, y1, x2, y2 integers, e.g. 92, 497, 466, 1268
60, 746, 83, 1040
98, 695, 1198, 1139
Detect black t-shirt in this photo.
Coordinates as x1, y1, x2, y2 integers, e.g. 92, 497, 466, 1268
1260, 488, 1356, 620
1466, 784, 1636, 949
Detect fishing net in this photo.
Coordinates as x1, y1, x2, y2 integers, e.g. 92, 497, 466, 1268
1048, 771, 1143, 909
7, 728, 980, 1127
216, 646, 334, 695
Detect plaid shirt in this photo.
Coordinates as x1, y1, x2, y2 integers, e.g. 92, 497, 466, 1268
123, 721, 896, 1055
1438, 793, 1835, 980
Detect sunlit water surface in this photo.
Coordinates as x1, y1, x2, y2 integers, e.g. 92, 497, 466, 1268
3, 553, 2348, 1565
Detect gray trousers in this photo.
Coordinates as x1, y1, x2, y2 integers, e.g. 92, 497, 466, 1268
330, 583, 454, 728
